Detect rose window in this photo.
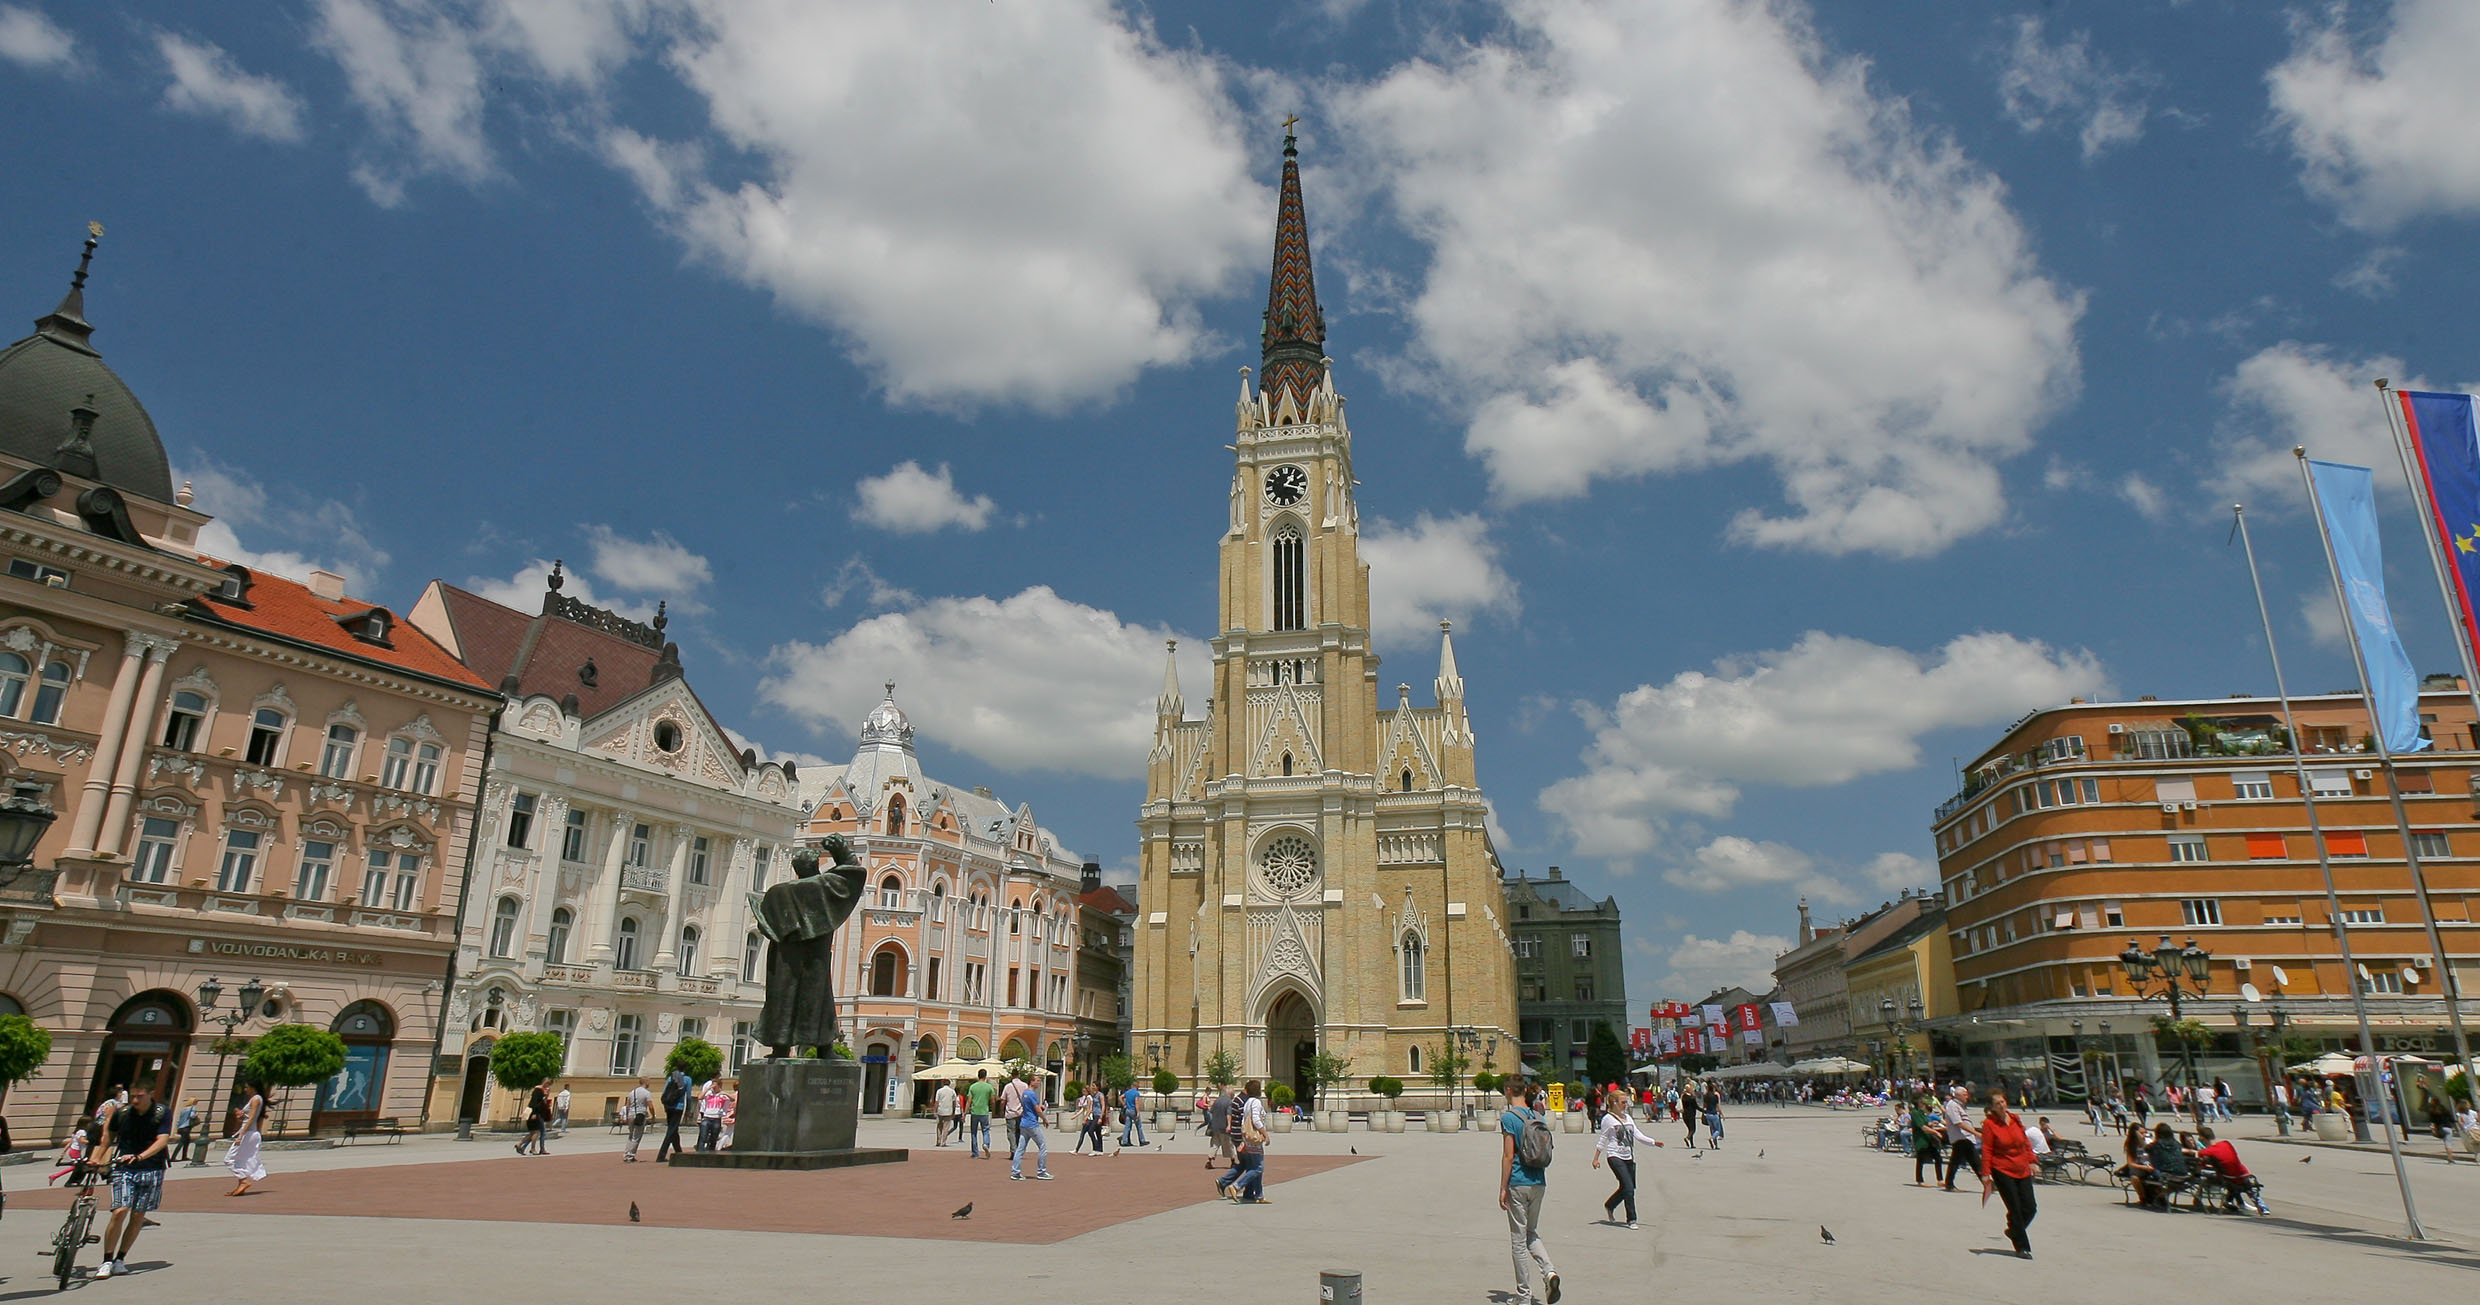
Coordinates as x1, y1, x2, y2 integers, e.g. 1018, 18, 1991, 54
1257, 835, 1318, 898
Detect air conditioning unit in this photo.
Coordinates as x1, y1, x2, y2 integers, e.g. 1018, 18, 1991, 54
2161, 802, 2178, 814
2182, 801, 2198, 811
2354, 769, 2373, 780
2107, 723, 2125, 734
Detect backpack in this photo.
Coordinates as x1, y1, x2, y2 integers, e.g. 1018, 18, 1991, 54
1515, 1108, 1555, 1171
661, 1075, 686, 1110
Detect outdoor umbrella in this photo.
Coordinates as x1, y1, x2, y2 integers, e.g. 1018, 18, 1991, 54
916, 1059, 983, 1080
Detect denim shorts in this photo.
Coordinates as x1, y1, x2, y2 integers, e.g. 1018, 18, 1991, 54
110, 1165, 164, 1212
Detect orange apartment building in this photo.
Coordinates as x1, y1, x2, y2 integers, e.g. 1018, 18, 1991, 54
1930, 685, 2480, 1104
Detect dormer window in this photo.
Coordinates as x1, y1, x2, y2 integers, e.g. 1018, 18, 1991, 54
334, 608, 393, 646
215, 564, 254, 607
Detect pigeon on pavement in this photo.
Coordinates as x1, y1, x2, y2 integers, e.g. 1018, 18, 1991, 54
1350, 1147, 1358, 1155
1820, 1226, 1835, 1245
628, 1202, 640, 1224
2300, 1156, 2312, 1163
952, 1202, 974, 1220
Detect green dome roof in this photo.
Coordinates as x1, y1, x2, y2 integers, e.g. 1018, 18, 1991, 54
0, 242, 172, 504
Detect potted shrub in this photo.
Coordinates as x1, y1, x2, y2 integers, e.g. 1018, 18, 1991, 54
1427, 1044, 1472, 1131
1268, 1081, 1296, 1131
1151, 1067, 1180, 1128
1305, 1052, 1354, 1131
1369, 1076, 1405, 1131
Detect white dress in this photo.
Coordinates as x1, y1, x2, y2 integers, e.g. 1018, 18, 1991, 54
226, 1097, 268, 1182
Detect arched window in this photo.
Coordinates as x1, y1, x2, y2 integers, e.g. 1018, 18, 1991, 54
1281, 752, 1293, 777
0, 652, 26, 716
319, 723, 359, 779
880, 874, 903, 909
1409, 1044, 1423, 1075
885, 794, 906, 835
478, 985, 507, 1031
488, 897, 520, 958
161, 690, 207, 750
244, 706, 288, 767
1271, 519, 1305, 630
1009, 900, 1022, 934
1400, 932, 1427, 1002
546, 907, 572, 963
931, 881, 948, 922
869, 945, 901, 997
615, 917, 641, 971
29, 659, 70, 725
1401, 768, 1414, 792
678, 925, 701, 976
742, 930, 762, 982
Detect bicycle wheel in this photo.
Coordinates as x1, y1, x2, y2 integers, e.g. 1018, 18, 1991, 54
53, 1202, 89, 1290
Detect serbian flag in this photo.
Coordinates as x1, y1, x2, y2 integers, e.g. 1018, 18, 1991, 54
2400, 390, 2480, 657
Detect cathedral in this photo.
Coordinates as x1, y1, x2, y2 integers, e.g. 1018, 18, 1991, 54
1132, 130, 1518, 1104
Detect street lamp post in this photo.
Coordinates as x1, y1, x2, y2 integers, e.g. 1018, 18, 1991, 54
1450, 1026, 1480, 1122
2120, 934, 2213, 1116
2070, 1019, 2086, 1107
0, 778, 57, 885
187, 975, 265, 1165
1881, 996, 1926, 1084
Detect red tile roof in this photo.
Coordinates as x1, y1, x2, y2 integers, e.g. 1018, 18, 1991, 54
194, 560, 491, 691
424, 582, 662, 718
1078, 884, 1138, 915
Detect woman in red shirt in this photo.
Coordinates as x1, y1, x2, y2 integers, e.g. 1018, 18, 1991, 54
1977, 1091, 2038, 1259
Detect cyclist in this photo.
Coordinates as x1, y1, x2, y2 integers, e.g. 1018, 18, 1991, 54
94, 1082, 171, 1280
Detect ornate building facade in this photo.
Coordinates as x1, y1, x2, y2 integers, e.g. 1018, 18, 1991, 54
800, 687, 1094, 1114
1132, 132, 1518, 1102
406, 574, 804, 1129
0, 237, 496, 1139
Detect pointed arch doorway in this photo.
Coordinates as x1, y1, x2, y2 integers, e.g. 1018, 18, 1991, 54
1265, 989, 1316, 1106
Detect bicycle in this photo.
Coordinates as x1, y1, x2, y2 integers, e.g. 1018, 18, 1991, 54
48, 1160, 102, 1290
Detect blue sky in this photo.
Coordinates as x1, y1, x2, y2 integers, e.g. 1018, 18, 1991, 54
6, 0, 2480, 1015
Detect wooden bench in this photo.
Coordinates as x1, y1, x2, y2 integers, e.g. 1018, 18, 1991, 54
341, 1117, 410, 1144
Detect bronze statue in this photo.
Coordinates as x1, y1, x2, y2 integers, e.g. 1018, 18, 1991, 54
751, 835, 868, 1058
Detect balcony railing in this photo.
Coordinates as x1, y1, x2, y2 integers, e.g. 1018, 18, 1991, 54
620, 866, 667, 893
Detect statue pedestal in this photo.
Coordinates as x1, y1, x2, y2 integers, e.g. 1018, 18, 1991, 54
666, 1057, 907, 1171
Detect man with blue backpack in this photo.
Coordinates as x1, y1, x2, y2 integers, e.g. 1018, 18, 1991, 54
1498, 1076, 1561, 1304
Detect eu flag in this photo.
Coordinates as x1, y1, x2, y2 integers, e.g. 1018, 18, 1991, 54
2400, 390, 2480, 658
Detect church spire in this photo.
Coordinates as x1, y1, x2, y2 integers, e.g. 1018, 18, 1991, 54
1259, 120, 1325, 416
1157, 639, 1184, 719
1434, 620, 1464, 702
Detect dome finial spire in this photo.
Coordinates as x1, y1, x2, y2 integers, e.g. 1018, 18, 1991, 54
36, 221, 102, 345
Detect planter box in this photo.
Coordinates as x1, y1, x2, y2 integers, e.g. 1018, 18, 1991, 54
1321, 1110, 1349, 1132
1560, 1111, 1589, 1134
1270, 1115, 1295, 1133
1427, 1112, 1462, 1132
2312, 1112, 2351, 1142
1154, 1110, 1178, 1128
1383, 1111, 1407, 1133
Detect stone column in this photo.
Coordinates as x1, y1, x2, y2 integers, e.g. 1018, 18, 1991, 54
520, 793, 570, 961
584, 809, 633, 966
93, 639, 178, 857
651, 824, 693, 971
64, 632, 167, 854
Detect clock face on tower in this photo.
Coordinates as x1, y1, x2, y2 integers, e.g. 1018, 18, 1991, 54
1265, 464, 1308, 506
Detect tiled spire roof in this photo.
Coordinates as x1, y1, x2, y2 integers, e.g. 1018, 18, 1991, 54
1259, 125, 1325, 415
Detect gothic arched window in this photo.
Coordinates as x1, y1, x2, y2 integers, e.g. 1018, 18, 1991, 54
1271, 519, 1305, 630
1400, 932, 1427, 1002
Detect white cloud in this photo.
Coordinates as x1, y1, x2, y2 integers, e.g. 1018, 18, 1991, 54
2336, 245, 2406, 298
1997, 15, 2152, 161
759, 586, 1208, 779
1341, 0, 2083, 558
1859, 851, 1934, 895
1646, 929, 1790, 999
719, 725, 837, 780
176, 456, 391, 592
2208, 342, 2424, 504
582, 524, 711, 596
2300, 586, 2348, 650
1661, 836, 1933, 905
1359, 512, 1519, 647
2270, 0, 2480, 231
852, 461, 997, 534
310, 0, 494, 205
1540, 630, 2107, 859
0, 4, 72, 70
156, 31, 306, 142
2118, 473, 2167, 521
819, 555, 917, 610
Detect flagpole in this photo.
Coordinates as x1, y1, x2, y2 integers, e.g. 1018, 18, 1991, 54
2241, 495, 2423, 1239
2372, 381, 2480, 1105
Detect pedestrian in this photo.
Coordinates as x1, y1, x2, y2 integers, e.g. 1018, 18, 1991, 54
1009, 1069, 1052, 1181
1976, 1090, 2037, 1259
172, 1098, 198, 1167
1680, 1079, 1700, 1149
934, 1078, 960, 1147
1941, 1086, 1979, 1192
1216, 1079, 1270, 1203
1702, 1084, 1724, 1148
655, 1065, 691, 1162
92, 1082, 172, 1280
225, 1079, 268, 1197
622, 1078, 654, 1162
1591, 1090, 1661, 1229
967, 1069, 995, 1158
2214, 1077, 2236, 1122
48, 1121, 90, 1185
554, 1082, 572, 1138
1121, 1077, 1148, 1147
1497, 1077, 1560, 1304
698, 1081, 728, 1151
1072, 1083, 1106, 1155
2192, 1081, 2216, 1124
1206, 1086, 1238, 1170
517, 1079, 551, 1155
1908, 1094, 1946, 1186
720, 1089, 736, 1150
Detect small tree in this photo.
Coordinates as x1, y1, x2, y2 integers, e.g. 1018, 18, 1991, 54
1304, 1051, 1354, 1109
1268, 1082, 1296, 1111
1203, 1046, 1242, 1091
1099, 1053, 1137, 1092
1368, 1076, 1405, 1102
1428, 1042, 1472, 1104
1586, 1022, 1628, 1088
0, 1013, 52, 1104
242, 1023, 348, 1137
490, 1031, 567, 1095
667, 1036, 724, 1085
1150, 1066, 1179, 1097
1473, 1070, 1500, 1094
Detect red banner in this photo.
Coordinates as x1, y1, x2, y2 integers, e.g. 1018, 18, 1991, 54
1629, 1027, 1651, 1052
1679, 1028, 1705, 1055
1735, 1003, 1761, 1033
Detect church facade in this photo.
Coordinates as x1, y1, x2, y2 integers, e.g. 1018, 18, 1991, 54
1131, 132, 1518, 1104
